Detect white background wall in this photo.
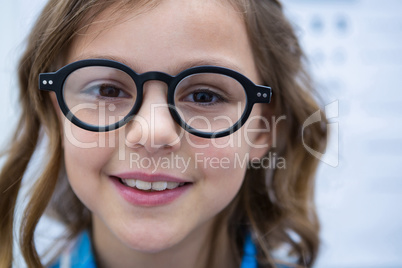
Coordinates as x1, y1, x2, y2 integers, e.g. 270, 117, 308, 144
1, 0, 401, 267
284, 1, 402, 267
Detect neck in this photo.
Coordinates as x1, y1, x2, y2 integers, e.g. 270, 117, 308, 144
92, 213, 237, 268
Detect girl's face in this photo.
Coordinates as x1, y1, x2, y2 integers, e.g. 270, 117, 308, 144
61, 0, 269, 260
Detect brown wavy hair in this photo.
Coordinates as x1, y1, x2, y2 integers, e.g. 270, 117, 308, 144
0, 0, 327, 267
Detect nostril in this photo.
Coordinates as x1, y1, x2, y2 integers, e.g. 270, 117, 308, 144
122, 103, 182, 152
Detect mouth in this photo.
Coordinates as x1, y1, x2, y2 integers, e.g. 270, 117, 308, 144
110, 172, 193, 206
116, 177, 192, 192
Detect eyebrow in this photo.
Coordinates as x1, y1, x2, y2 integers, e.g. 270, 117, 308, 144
173, 59, 246, 74
73, 55, 133, 68
72, 54, 246, 75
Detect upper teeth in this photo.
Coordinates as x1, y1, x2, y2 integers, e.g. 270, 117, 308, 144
122, 179, 185, 191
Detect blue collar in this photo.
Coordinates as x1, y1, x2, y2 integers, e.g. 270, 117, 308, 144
240, 234, 258, 268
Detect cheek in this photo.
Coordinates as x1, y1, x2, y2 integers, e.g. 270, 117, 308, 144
186, 120, 259, 168
184, 107, 267, 210
185, 134, 250, 209
63, 125, 115, 210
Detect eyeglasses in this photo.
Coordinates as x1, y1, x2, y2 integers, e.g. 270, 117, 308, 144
39, 59, 272, 138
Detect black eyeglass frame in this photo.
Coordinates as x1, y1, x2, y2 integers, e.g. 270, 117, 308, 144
39, 59, 272, 138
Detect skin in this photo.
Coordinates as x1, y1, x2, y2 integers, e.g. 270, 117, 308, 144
57, 0, 271, 267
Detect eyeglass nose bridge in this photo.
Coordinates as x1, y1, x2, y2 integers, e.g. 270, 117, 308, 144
137, 71, 174, 86
125, 70, 179, 127
131, 70, 176, 111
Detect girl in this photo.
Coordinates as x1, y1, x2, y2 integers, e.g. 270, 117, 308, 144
0, 0, 327, 267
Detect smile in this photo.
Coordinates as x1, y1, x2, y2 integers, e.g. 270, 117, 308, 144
120, 178, 187, 192
110, 172, 193, 206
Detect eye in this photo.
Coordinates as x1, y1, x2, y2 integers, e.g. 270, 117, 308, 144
83, 83, 131, 99
182, 88, 226, 105
98, 84, 126, 98
192, 91, 214, 103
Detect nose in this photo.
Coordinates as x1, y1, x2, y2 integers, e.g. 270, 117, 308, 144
125, 81, 182, 154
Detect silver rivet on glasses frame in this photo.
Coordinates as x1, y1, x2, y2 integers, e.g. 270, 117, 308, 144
49, 80, 53, 85
43, 80, 47, 85
257, 92, 261, 97
263, 93, 268, 98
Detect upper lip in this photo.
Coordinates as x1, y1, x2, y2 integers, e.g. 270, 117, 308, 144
111, 172, 191, 183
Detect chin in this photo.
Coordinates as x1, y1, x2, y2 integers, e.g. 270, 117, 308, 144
117, 225, 184, 253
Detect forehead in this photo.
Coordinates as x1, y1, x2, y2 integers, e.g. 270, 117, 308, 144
66, 0, 257, 80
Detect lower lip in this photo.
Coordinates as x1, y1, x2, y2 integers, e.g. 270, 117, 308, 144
111, 177, 192, 207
